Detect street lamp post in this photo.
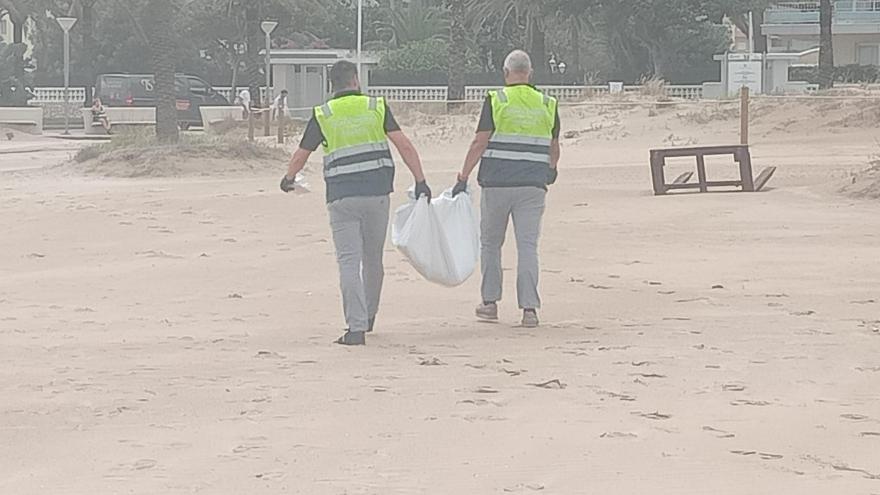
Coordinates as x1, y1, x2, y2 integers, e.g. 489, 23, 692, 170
57, 17, 77, 135
260, 21, 278, 137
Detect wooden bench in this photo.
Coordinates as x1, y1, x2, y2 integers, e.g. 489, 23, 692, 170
81, 107, 155, 135
0, 107, 44, 134
649, 144, 775, 195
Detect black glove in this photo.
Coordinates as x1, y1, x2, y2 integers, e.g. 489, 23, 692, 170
280, 174, 297, 193
415, 180, 432, 202
547, 167, 558, 185
451, 176, 468, 197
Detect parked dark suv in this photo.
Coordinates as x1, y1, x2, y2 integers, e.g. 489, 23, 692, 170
95, 73, 229, 128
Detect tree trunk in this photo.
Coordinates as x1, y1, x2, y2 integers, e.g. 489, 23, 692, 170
752, 9, 767, 53
244, 2, 265, 108
529, 17, 546, 76
647, 44, 666, 80
145, 0, 179, 143
446, 0, 466, 108
10, 15, 26, 106
81, 0, 97, 106
570, 17, 581, 83
818, 0, 834, 89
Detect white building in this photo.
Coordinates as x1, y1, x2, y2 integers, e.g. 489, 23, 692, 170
762, 1, 880, 65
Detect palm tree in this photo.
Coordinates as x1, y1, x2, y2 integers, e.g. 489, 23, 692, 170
124, 0, 179, 143
70, 0, 99, 106
145, 0, 179, 143
470, 0, 549, 74
447, 0, 466, 103
818, 0, 834, 89
382, 0, 448, 48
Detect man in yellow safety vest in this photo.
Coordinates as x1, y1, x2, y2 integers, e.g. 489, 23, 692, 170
452, 50, 561, 328
281, 60, 432, 345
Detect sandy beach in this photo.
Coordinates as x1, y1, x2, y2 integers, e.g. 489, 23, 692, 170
1, 98, 879, 494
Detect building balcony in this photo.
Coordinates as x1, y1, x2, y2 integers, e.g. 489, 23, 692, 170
765, 1, 880, 25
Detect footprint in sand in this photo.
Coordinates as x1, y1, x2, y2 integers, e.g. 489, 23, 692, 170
840, 413, 870, 421
458, 398, 502, 407
600, 431, 638, 439
730, 450, 783, 460
703, 426, 735, 438
502, 483, 545, 492
255, 472, 286, 480
729, 399, 771, 406
474, 386, 499, 394
528, 379, 566, 389
633, 411, 671, 420
596, 390, 636, 402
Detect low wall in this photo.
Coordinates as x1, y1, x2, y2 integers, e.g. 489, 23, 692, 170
200, 106, 245, 133
0, 107, 44, 134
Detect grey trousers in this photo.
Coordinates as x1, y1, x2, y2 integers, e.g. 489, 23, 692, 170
327, 195, 390, 333
480, 187, 547, 310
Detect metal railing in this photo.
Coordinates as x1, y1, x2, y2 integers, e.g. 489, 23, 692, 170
27, 84, 705, 106
29, 87, 87, 103
368, 85, 704, 101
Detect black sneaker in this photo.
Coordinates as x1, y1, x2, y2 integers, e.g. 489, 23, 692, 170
475, 302, 499, 321
522, 309, 539, 328
335, 331, 365, 346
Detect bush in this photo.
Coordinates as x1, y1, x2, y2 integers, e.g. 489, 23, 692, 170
379, 39, 451, 73
790, 64, 880, 84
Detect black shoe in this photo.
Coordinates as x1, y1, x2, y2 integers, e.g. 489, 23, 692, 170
367, 317, 375, 333
522, 309, 539, 328
335, 331, 365, 346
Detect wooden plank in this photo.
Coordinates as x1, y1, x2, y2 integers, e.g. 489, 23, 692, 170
665, 180, 744, 190
754, 166, 777, 192
738, 147, 755, 192
650, 150, 667, 195
672, 171, 693, 184
649, 145, 747, 158
740, 86, 750, 145
695, 154, 708, 193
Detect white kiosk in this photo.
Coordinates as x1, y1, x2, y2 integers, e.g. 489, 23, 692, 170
268, 49, 380, 119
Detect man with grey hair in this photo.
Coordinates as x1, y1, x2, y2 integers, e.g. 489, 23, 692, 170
452, 49, 561, 328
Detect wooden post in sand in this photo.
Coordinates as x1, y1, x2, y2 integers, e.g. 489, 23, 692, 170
264, 107, 271, 137
277, 113, 285, 144
247, 110, 255, 142
740, 86, 750, 145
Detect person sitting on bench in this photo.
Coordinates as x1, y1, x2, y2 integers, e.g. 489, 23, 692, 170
91, 98, 112, 134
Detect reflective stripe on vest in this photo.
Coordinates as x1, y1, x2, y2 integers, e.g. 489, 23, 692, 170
325, 158, 394, 178
481, 87, 556, 166
314, 95, 393, 180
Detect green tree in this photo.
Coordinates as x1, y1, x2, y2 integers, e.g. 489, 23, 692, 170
594, 0, 729, 80
378, 0, 447, 48
0, 0, 37, 105
470, 0, 551, 74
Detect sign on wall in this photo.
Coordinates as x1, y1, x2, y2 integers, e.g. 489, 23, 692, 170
726, 53, 763, 96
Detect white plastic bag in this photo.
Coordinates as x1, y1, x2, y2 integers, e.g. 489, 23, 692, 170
391, 187, 479, 287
